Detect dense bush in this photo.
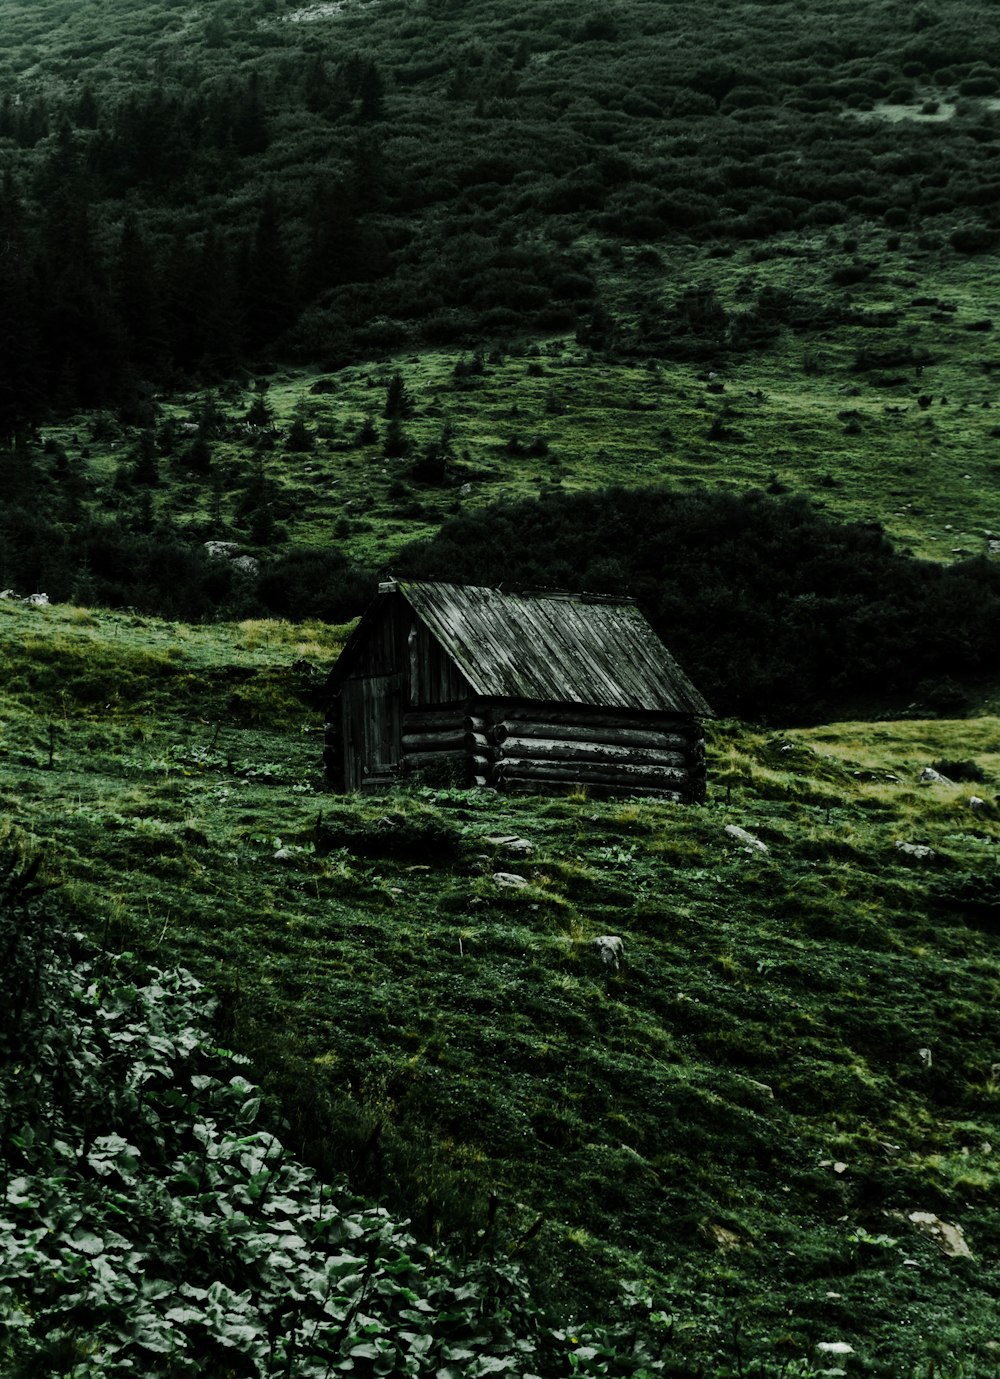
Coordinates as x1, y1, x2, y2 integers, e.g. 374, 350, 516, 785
396, 487, 1000, 722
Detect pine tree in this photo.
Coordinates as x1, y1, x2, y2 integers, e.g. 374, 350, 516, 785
382, 418, 410, 458
356, 60, 385, 122
113, 213, 165, 378
383, 370, 413, 419
232, 72, 269, 156
0, 174, 42, 439
240, 190, 295, 352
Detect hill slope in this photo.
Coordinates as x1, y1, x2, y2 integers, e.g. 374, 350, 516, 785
4, 597, 1000, 1374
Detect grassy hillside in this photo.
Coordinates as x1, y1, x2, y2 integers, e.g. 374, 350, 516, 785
22, 234, 1000, 577
4, 596, 1000, 1374
4, 2, 1000, 1371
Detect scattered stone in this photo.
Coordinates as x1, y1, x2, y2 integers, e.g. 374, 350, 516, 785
894, 841, 936, 862
486, 835, 534, 854
743, 1077, 774, 1100
918, 766, 951, 785
204, 541, 242, 559
591, 935, 624, 969
816, 1341, 855, 1355
0, 589, 50, 605
833, 1161, 848, 1175
232, 555, 261, 576
917, 1047, 932, 1069
492, 871, 528, 889
908, 1211, 972, 1258
968, 795, 987, 811
700, 1222, 747, 1251
724, 824, 768, 854
273, 847, 295, 861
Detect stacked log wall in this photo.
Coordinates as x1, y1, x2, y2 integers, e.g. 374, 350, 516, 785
398, 704, 493, 786
329, 686, 706, 800
479, 701, 706, 802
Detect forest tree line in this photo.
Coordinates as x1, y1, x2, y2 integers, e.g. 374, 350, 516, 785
2, 0, 1000, 434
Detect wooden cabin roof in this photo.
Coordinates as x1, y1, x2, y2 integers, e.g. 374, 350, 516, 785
327, 581, 712, 715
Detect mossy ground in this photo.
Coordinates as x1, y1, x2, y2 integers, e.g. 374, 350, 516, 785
35, 230, 1000, 577
4, 597, 1000, 1374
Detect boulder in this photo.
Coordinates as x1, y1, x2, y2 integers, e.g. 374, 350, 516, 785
895, 841, 936, 862
591, 935, 624, 970
492, 871, 528, 889
918, 767, 951, 785
908, 1211, 972, 1258
724, 824, 768, 854
485, 835, 534, 855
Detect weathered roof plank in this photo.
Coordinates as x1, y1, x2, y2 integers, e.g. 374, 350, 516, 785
397, 582, 711, 715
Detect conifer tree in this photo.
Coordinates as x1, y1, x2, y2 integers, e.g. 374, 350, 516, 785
113, 213, 164, 378
356, 60, 385, 122
383, 370, 413, 419
240, 190, 295, 352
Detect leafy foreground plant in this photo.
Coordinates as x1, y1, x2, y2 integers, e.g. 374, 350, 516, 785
4, 835, 789, 1379
0, 838, 543, 1378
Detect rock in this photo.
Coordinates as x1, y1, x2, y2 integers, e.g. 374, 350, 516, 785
492, 871, 528, 889
817, 1341, 855, 1356
0, 589, 18, 599
968, 795, 987, 811
23, 593, 49, 606
485, 835, 534, 854
232, 555, 261, 576
895, 841, 936, 862
908, 1211, 972, 1258
918, 766, 951, 785
591, 935, 624, 969
700, 1222, 746, 1251
204, 541, 241, 559
917, 1047, 932, 1068
724, 824, 768, 854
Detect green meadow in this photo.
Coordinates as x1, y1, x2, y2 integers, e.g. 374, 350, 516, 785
3, 597, 1000, 1375
3, 0, 1000, 1370
33, 234, 1000, 575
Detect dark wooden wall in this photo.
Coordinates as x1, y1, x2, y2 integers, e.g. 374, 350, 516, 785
325, 599, 473, 791
324, 596, 707, 799
470, 700, 705, 802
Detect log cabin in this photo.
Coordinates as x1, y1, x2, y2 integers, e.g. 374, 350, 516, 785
321, 580, 712, 800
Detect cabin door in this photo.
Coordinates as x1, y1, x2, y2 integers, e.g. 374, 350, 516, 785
343, 673, 402, 790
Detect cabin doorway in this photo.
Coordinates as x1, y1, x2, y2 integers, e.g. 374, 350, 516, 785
343, 673, 402, 789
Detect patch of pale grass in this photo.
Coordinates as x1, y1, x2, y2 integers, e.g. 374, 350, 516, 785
794, 717, 1000, 782
236, 617, 352, 657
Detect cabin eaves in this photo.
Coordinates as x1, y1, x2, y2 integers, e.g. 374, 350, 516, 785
326, 581, 712, 716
